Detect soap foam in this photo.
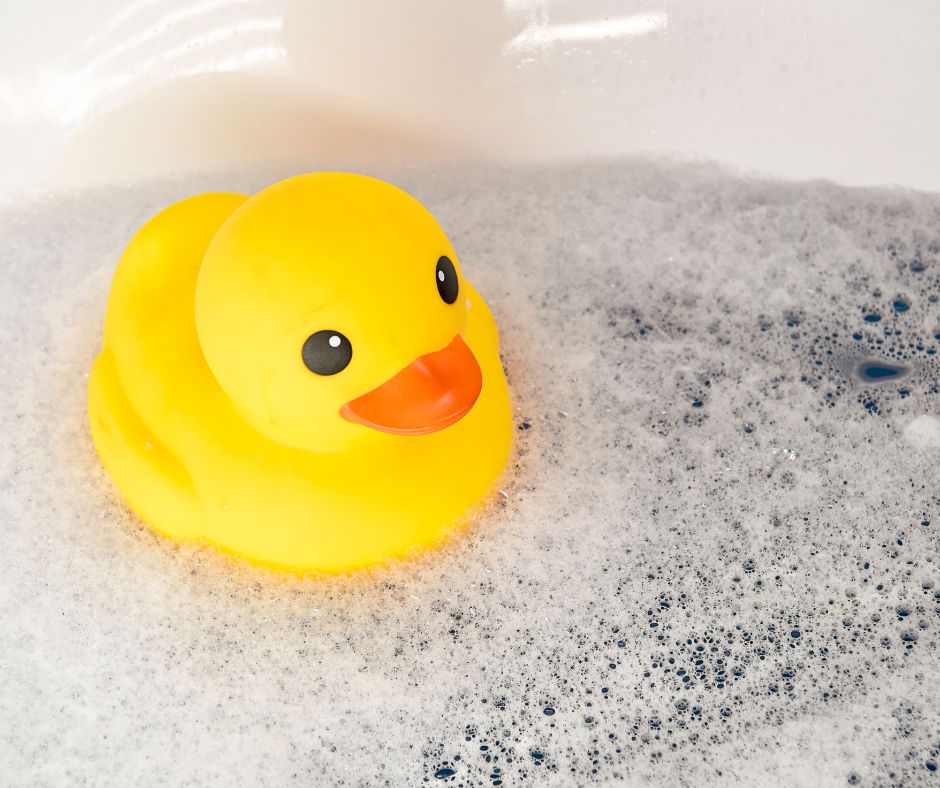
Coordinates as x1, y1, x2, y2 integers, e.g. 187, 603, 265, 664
1, 159, 939, 785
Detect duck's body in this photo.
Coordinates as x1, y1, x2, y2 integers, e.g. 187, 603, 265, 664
88, 175, 512, 572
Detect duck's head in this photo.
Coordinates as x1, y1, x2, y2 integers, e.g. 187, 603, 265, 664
195, 173, 483, 453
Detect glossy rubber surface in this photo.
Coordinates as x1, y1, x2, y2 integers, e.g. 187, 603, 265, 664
87, 173, 512, 572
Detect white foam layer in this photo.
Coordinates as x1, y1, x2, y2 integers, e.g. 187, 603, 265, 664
1, 159, 939, 785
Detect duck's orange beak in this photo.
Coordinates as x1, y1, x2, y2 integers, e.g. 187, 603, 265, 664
340, 335, 483, 435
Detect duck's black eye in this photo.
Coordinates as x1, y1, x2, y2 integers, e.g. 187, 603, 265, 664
302, 330, 352, 376
436, 255, 459, 304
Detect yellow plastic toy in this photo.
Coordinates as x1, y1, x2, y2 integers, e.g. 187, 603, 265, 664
88, 173, 512, 572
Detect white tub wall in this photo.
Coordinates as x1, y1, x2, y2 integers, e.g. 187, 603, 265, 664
0, 0, 938, 197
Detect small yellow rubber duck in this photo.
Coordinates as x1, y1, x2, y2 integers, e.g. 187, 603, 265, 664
88, 173, 512, 573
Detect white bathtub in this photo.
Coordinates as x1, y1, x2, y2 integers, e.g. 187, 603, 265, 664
2, 0, 938, 197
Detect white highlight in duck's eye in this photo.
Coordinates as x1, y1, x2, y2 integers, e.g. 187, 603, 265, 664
329, 335, 342, 348
438, 270, 445, 282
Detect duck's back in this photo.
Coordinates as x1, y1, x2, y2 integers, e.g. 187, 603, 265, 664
88, 193, 247, 537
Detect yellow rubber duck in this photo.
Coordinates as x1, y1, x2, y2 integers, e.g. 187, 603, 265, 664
88, 173, 512, 573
